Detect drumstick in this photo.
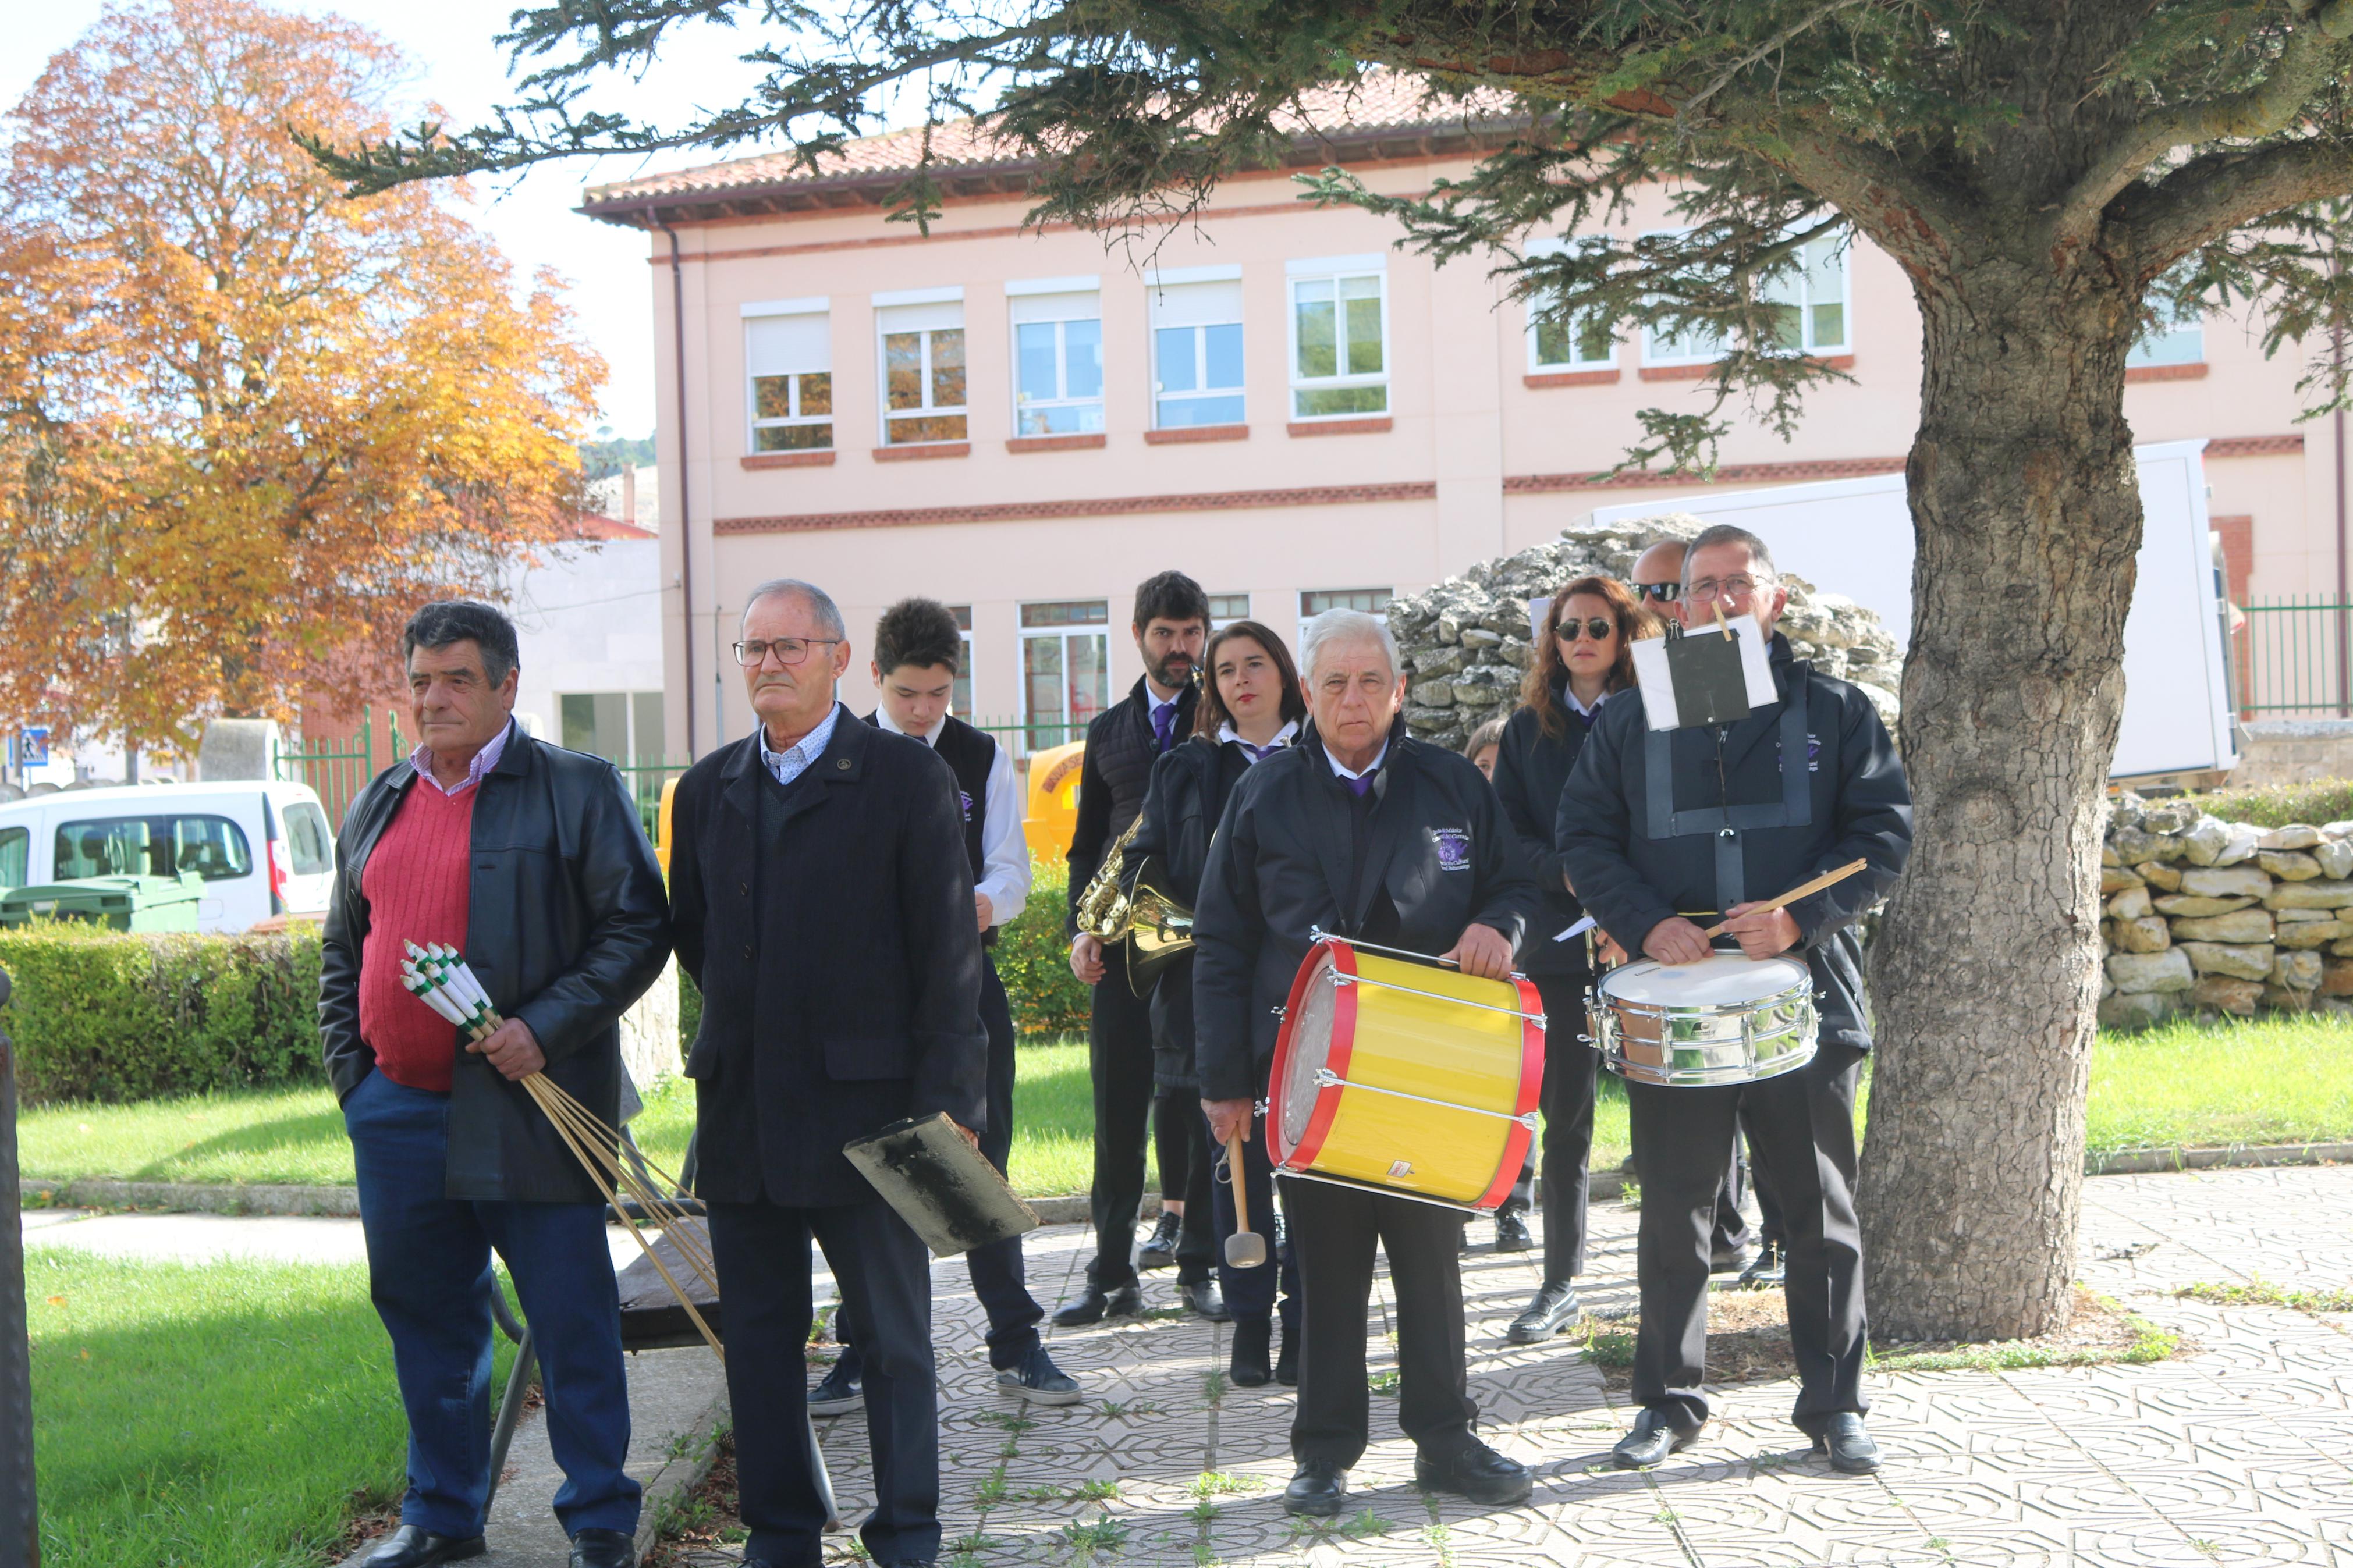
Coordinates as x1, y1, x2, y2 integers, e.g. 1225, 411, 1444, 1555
1701, 859, 1869, 937
1225, 1130, 1267, 1269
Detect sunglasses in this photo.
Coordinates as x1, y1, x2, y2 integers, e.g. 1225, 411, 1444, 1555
1556, 617, 1616, 642
1633, 581, 1680, 603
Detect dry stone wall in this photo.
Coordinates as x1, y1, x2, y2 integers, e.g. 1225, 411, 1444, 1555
2100, 796, 2353, 1026
1385, 514, 1905, 753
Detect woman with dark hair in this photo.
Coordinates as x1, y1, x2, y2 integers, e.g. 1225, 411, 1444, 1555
1123, 618, 1308, 1387
1493, 574, 1661, 1343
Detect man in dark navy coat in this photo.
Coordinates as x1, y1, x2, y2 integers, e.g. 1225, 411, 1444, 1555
1559, 525, 1912, 1477
669, 578, 986, 1568
1194, 609, 1545, 1519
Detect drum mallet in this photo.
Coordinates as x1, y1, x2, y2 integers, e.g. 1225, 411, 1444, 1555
1224, 1130, 1268, 1268
1699, 859, 1869, 938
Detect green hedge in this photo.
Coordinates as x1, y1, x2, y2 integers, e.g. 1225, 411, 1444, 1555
2191, 777, 2353, 830
0, 924, 325, 1105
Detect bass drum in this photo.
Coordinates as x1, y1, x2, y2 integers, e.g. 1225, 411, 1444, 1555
1267, 937, 1543, 1212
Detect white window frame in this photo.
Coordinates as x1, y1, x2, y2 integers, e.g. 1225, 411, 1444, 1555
874, 287, 967, 447
1761, 229, 1852, 356
2130, 301, 2205, 368
741, 298, 833, 452
1150, 266, 1247, 429
1009, 279, 1105, 436
1523, 239, 1618, 374
1286, 255, 1390, 420
1205, 592, 1252, 628
1018, 599, 1112, 753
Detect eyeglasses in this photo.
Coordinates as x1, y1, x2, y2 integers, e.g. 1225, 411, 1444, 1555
732, 637, 843, 668
1686, 575, 1765, 605
1556, 617, 1616, 642
1633, 581, 1680, 603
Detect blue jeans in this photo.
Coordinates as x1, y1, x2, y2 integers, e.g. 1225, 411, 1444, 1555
344, 1069, 640, 1538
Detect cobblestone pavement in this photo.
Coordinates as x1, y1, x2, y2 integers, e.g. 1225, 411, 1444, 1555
679, 1165, 2353, 1568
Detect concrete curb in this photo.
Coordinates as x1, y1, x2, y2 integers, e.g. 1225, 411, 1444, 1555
630, 1382, 729, 1560
29, 1142, 2349, 1220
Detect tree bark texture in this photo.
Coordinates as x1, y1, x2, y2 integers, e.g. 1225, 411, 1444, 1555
1862, 264, 2143, 1342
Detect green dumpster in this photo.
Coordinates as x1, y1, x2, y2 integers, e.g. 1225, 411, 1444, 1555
0, 872, 205, 932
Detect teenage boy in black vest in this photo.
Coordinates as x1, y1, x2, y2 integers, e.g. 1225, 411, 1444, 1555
805, 598, 1083, 1411
1056, 571, 1223, 1326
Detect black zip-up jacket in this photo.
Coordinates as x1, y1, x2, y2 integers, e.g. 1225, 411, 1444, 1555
1065, 674, 1199, 938
1121, 735, 1254, 1088
319, 727, 673, 1203
1490, 682, 1614, 977
1556, 636, 1913, 1051
1193, 719, 1544, 1103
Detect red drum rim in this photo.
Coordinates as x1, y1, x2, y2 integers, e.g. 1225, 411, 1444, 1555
1268, 937, 1357, 1172
1472, 972, 1546, 1212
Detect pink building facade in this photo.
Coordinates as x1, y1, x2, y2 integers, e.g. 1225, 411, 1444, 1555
583, 88, 2337, 759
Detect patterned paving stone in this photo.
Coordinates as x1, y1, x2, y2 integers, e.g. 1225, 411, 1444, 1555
751, 1165, 2353, 1565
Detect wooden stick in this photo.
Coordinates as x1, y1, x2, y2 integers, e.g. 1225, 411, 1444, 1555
1701, 858, 1870, 937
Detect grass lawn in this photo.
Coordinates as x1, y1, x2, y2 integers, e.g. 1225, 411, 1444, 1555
18, 1016, 2347, 1199
28, 1251, 519, 1568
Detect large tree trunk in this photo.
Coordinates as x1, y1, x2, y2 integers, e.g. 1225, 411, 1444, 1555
1861, 264, 2144, 1342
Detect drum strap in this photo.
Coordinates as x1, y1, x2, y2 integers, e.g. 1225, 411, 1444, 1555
1642, 667, 1812, 909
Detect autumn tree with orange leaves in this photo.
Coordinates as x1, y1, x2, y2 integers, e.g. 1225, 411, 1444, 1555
0, 0, 602, 760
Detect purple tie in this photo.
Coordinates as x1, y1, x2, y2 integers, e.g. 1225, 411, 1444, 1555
1152, 703, 1176, 752
1344, 770, 1375, 798
1242, 741, 1283, 763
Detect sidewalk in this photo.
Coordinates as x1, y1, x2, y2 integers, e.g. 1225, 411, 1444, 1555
760, 1164, 2353, 1567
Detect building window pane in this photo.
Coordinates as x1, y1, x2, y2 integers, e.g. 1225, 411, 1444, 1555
2130, 302, 2204, 368
1020, 599, 1110, 752
1298, 588, 1393, 656
1291, 271, 1387, 418
1014, 313, 1103, 436
1206, 593, 1250, 628
949, 605, 974, 717
1152, 282, 1245, 429
1759, 231, 1851, 355
631, 692, 666, 762
746, 310, 832, 452
879, 310, 968, 445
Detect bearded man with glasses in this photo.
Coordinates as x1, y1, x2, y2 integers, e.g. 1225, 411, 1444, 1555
668, 578, 987, 1568
1560, 524, 1913, 1478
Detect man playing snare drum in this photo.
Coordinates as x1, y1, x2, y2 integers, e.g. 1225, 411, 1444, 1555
1194, 608, 1545, 1518
1559, 524, 1912, 1475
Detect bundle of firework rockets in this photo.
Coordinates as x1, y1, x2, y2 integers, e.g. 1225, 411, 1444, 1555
399, 939, 723, 1357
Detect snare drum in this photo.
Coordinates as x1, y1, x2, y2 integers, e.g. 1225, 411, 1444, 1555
1266, 934, 1544, 1212
1593, 954, 1817, 1088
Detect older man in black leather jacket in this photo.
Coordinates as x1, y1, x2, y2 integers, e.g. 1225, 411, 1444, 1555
321, 601, 672, 1568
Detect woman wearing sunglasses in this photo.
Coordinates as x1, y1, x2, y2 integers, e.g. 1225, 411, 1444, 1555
1492, 574, 1660, 1344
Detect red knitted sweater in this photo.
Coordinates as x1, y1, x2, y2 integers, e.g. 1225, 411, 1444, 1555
359, 781, 475, 1092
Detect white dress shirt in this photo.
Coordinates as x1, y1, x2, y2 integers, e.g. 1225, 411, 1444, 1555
1563, 685, 1612, 719
1323, 736, 1391, 783
758, 703, 842, 788
875, 709, 1031, 930
1218, 719, 1299, 762
408, 719, 513, 797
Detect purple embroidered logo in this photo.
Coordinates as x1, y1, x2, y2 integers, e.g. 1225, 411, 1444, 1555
958, 788, 974, 823
1432, 827, 1471, 870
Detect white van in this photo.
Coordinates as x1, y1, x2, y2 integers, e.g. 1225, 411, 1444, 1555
0, 780, 337, 933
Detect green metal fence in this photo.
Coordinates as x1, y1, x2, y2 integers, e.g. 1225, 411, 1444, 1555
971, 714, 1089, 754
2237, 597, 2353, 717
272, 706, 402, 823
614, 757, 691, 841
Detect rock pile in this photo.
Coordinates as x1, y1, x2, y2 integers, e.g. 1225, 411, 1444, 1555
2100, 796, 2353, 1026
1383, 514, 1905, 752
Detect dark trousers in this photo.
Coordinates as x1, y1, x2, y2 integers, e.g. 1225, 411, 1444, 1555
1088, 976, 1212, 1286
1210, 1108, 1298, 1332
1284, 1176, 1478, 1467
1711, 1103, 1789, 1255
1529, 973, 1601, 1283
1153, 1083, 1197, 1204
344, 1069, 639, 1539
708, 1194, 938, 1567
839, 959, 1042, 1374
1626, 1043, 1868, 1434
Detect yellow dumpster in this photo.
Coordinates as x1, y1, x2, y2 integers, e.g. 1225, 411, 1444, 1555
1023, 740, 1085, 865
657, 777, 680, 877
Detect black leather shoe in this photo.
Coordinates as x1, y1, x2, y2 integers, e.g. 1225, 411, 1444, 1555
1612, 1409, 1701, 1469
1739, 1239, 1786, 1289
1137, 1210, 1182, 1271
1229, 1315, 1273, 1386
1275, 1333, 1298, 1386
569, 1527, 636, 1568
1415, 1440, 1532, 1506
1283, 1458, 1348, 1516
1504, 1281, 1582, 1345
1181, 1277, 1230, 1322
1493, 1208, 1534, 1253
1050, 1283, 1142, 1327
1814, 1412, 1881, 1473
365, 1527, 485, 1568
807, 1357, 861, 1416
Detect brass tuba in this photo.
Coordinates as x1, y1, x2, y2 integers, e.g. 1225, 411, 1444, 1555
1122, 855, 1195, 993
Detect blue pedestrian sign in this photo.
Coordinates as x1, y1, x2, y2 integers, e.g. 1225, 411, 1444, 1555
17, 727, 48, 767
